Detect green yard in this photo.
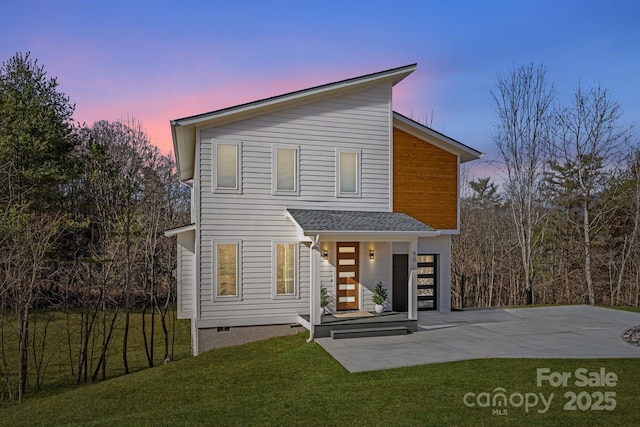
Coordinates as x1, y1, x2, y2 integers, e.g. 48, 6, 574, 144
1, 325, 639, 426
0, 309, 192, 401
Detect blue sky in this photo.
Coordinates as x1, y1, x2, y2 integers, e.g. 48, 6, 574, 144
2, 0, 639, 178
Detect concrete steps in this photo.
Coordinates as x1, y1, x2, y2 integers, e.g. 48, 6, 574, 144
303, 312, 418, 338
330, 325, 410, 339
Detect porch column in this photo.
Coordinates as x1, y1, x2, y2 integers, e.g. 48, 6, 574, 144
191, 318, 199, 356
408, 238, 418, 320
310, 239, 322, 328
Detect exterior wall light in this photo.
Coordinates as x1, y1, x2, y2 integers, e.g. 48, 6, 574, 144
323, 249, 328, 260
369, 249, 375, 260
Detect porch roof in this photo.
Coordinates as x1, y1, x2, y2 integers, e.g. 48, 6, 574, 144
164, 223, 196, 237
286, 209, 438, 238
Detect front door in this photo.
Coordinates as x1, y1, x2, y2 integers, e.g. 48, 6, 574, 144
417, 254, 437, 310
392, 254, 408, 312
336, 242, 359, 310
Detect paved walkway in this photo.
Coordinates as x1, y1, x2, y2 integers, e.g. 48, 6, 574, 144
316, 305, 640, 372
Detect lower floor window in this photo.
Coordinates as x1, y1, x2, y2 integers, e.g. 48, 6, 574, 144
216, 243, 239, 297
275, 242, 297, 296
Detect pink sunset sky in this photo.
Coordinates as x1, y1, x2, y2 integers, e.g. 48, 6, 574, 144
3, 0, 640, 180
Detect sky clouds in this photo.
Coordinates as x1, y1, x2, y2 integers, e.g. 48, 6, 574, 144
3, 0, 639, 177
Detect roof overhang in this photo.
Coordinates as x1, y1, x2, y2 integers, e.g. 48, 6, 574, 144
285, 208, 441, 242
171, 125, 196, 182
171, 64, 417, 181
164, 223, 196, 237
165, 223, 196, 253
393, 112, 484, 163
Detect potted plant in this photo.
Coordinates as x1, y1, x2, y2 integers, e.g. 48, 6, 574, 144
320, 285, 329, 316
372, 281, 387, 313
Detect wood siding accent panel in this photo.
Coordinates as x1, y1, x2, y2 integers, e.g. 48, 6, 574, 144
196, 85, 393, 322
393, 128, 458, 230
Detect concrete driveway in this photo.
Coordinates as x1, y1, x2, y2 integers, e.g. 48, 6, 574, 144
316, 305, 640, 372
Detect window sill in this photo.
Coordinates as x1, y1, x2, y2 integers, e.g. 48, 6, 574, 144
212, 295, 243, 302
272, 190, 300, 196
214, 188, 242, 195
271, 293, 300, 300
336, 192, 361, 198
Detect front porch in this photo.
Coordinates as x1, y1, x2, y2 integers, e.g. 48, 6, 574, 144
299, 311, 417, 338
286, 208, 450, 333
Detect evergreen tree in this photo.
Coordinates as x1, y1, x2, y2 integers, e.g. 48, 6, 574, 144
0, 52, 77, 210
0, 52, 76, 402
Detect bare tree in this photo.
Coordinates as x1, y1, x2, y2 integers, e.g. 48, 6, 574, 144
77, 117, 160, 374
139, 153, 184, 366
604, 149, 640, 305
0, 54, 188, 399
451, 175, 523, 308
491, 63, 555, 304
551, 83, 633, 304
0, 210, 65, 401
0, 186, 14, 400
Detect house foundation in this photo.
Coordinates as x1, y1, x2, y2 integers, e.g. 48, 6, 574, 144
197, 324, 305, 353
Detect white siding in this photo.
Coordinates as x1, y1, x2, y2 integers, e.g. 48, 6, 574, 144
359, 242, 392, 312
320, 242, 336, 312
177, 244, 195, 319
196, 85, 393, 324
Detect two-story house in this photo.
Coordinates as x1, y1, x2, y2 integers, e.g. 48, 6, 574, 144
166, 64, 482, 355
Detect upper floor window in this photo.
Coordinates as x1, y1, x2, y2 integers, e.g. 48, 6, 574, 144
273, 145, 299, 195
214, 142, 241, 193
337, 149, 361, 197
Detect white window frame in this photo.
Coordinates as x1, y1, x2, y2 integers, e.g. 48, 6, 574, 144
213, 141, 242, 194
336, 148, 361, 197
271, 240, 299, 299
272, 145, 300, 195
213, 240, 242, 301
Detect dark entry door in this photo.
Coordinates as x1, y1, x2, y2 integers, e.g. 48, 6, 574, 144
417, 254, 437, 310
392, 254, 408, 312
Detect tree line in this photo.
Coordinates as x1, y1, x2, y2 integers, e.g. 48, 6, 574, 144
0, 52, 189, 402
452, 63, 640, 309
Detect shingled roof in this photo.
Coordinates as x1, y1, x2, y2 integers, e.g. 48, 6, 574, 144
286, 209, 436, 235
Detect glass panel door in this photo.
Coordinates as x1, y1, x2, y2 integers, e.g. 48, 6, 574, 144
336, 242, 359, 310
417, 254, 437, 310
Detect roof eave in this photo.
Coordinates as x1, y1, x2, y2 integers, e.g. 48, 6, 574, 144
285, 208, 439, 237
303, 230, 441, 237
164, 223, 196, 237
174, 64, 417, 128
171, 121, 196, 181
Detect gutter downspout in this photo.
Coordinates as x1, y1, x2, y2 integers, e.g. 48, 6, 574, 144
307, 234, 321, 343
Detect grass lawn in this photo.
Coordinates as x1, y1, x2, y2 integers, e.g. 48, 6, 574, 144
1, 329, 639, 426
0, 308, 192, 401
